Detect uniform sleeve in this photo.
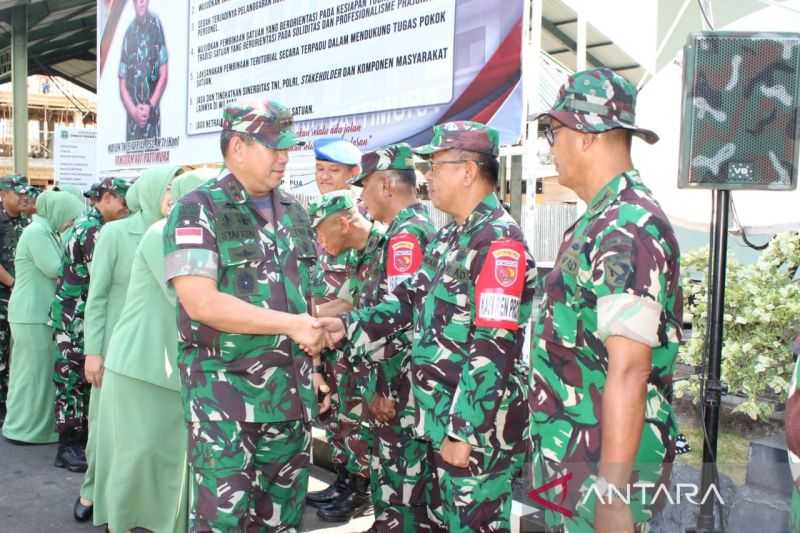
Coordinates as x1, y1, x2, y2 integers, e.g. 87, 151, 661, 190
786, 356, 800, 461
83, 226, 117, 356
163, 198, 218, 283
448, 237, 537, 447
591, 221, 671, 348
156, 17, 168, 65
118, 27, 131, 79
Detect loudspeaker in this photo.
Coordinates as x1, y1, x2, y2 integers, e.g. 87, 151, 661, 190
678, 31, 800, 190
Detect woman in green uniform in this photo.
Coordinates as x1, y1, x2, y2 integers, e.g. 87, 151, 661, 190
2, 190, 84, 443
91, 170, 211, 533
75, 165, 182, 523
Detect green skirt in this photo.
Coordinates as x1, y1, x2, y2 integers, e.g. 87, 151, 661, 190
92, 369, 188, 533
1, 324, 58, 443
79, 382, 101, 501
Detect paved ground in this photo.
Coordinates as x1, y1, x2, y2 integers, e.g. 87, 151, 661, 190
0, 436, 372, 533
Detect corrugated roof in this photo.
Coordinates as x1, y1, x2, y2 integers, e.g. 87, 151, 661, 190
0, 0, 96, 91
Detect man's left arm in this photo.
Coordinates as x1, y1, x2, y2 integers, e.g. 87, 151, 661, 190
445, 238, 536, 464
592, 224, 672, 532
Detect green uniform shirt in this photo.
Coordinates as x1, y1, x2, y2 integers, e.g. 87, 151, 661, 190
0, 208, 28, 299
164, 173, 319, 423
345, 193, 536, 451
530, 170, 683, 526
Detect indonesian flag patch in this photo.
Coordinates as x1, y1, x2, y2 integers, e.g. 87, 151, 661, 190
475, 239, 526, 330
387, 233, 422, 292
175, 227, 204, 245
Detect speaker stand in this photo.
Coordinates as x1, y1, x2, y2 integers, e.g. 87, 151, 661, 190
687, 189, 729, 533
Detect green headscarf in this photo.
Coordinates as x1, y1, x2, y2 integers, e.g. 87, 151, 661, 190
171, 168, 215, 201
129, 165, 182, 226
126, 178, 141, 213
58, 184, 86, 204
35, 190, 85, 233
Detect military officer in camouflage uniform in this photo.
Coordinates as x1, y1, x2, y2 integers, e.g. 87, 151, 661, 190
785, 336, 800, 532
306, 136, 373, 512
307, 191, 386, 523
0, 175, 32, 421
347, 143, 438, 532
315, 122, 537, 532
49, 177, 130, 472
528, 68, 682, 533
164, 100, 328, 532
119, 0, 168, 140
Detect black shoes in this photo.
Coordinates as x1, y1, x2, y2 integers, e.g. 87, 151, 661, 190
317, 474, 372, 523
54, 431, 88, 473
73, 496, 93, 522
55, 443, 87, 472
306, 465, 351, 508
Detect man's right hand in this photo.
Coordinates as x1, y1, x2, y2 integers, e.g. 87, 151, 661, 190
84, 355, 104, 388
289, 314, 333, 355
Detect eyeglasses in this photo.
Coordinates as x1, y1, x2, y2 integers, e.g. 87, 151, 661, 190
543, 125, 564, 147
416, 159, 485, 176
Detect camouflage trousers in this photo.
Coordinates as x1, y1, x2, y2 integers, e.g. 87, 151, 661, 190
427, 444, 526, 533
53, 330, 89, 435
187, 419, 311, 533
369, 423, 431, 532
0, 296, 9, 413
325, 355, 372, 476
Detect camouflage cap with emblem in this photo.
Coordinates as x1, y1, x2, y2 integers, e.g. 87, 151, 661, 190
0, 175, 28, 193
534, 67, 659, 144
308, 190, 356, 228
95, 177, 131, 199
221, 100, 305, 150
350, 143, 417, 187
414, 121, 500, 157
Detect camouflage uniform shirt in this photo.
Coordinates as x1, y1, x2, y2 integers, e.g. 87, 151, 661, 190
0, 208, 26, 295
345, 193, 536, 450
49, 207, 104, 335
164, 174, 318, 423
529, 170, 682, 524
349, 203, 437, 408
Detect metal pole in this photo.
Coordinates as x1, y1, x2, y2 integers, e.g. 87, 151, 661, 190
576, 0, 587, 71
11, 4, 27, 176
693, 189, 729, 533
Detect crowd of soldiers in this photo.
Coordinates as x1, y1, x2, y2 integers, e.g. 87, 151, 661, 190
0, 67, 683, 533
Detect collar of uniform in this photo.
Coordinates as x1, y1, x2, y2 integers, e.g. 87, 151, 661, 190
387, 202, 425, 235
87, 207, 103, 223
461, 192, 500, 232
586, 169, 641, 218
219, 173, 249, 205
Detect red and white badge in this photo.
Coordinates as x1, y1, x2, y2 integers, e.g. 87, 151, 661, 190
475, 239, 526, 330
175, 227, 204, 245
387, 233, 422, 292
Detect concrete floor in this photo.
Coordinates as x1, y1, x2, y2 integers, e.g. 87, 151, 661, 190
0, 437, 372, 533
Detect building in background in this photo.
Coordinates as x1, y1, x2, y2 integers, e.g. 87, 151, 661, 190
0, 74, 95, 185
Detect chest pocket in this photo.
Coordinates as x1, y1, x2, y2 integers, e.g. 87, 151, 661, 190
291, 226, 317, 261
217, 208, 267, 298
430, 264, 472, 344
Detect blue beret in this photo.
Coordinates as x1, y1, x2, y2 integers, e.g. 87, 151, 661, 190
313, 137, 362, 166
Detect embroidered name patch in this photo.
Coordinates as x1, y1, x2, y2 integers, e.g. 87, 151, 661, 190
475, 240, 526, 330
387, 233, 422, 292
176, 227, 204, 245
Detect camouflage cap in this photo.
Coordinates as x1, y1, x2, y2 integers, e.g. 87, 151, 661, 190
20, 184, 43, 198
308, 190, 356, 228
535, 67, 659, 144
0, 175, 28, 193
350, 143, 417, 186
221, 100, 304, 150
83, 182, 101, 199
414, 121, 500, 157
96, 177, 131, 198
